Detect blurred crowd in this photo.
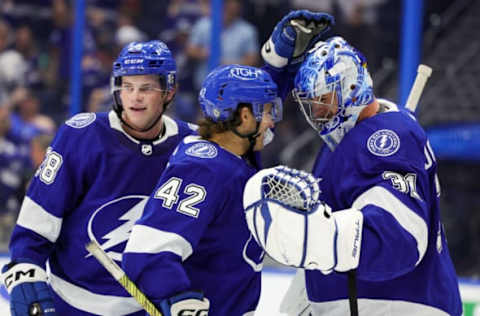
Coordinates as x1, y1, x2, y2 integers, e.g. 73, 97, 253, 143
1, 0, 477, 277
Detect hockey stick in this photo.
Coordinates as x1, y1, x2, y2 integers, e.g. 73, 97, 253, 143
85, 240, 163, 316
405, 64, 433, 112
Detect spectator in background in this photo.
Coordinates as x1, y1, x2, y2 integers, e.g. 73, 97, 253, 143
243, 0, 291, 45
163, 19, 198, 122
8, 87, 56, 142
187, 0, 260, 92
0, 18, 28, 106
160, 0, 205, 121
0, 105, 30, 248
46, 0, 97, 118
14, 24, 43, 90
289, 0, 386, 70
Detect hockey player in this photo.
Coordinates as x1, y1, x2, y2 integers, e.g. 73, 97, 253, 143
243, 37, 462, 315
122, 64, 283, 315
1, 40, 197, 315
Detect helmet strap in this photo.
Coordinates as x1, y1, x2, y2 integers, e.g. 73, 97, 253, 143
231, 121, 261, 153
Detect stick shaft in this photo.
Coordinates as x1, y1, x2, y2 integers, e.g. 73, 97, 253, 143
405, 64, 432, 112
85, 241, 163, 316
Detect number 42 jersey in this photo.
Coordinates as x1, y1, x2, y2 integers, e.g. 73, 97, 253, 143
123, 135, 265, 316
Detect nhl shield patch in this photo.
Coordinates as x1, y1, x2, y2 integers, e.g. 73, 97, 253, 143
367, 129, 400, 157
185, 142, 218, 159
66, 113, 96, 128
141, 144, 153, 156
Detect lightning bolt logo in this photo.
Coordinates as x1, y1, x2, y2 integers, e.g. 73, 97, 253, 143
87, 195, 149, 262
367, 129, 400, 157
379, 135, 388, 148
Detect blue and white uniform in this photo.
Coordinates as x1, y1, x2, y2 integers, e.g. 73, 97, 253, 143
308, 102, 462, 316
8, 111, 196, 315
123, 135, 265, 316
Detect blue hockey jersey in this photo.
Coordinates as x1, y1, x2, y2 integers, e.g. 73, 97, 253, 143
307, 102, 462, 315
8, 111, 196, 315
123, 135, 265, 316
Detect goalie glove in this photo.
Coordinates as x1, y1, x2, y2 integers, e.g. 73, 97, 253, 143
1, 260, 57, 316
157, 291, 209, 316
262, 10, 334, 70
243, 166, 363, 273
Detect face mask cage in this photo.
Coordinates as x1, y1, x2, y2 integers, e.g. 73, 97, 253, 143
293, 76, 343, 133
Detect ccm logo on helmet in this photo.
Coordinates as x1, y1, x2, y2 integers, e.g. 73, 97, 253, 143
178, 310, 208, 316
230, 67, 262, 80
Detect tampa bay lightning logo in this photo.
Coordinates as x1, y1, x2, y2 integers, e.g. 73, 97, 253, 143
367, 129, 400, 157
87, 195, 149, 262
66, 113, 96, 128
185, 142, 218, 159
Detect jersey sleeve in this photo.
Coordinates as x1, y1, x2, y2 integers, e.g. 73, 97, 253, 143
262, 64, 294, 101
123, 160, 224, 300
9, 123, 91, 266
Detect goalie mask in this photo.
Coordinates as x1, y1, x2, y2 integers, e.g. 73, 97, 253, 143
293, 36, 374, 150
111, 40, 176, 123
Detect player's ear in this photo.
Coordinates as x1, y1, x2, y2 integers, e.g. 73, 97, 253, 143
239, 106, 253, 123
165, 85, 177, 104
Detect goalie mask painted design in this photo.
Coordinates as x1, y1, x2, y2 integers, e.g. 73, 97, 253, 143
111, 40, 177, 116
198, 64, 283, 124
293, 36, 374, 150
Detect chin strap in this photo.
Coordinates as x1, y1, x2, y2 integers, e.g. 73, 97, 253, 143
231, 121, 261, 153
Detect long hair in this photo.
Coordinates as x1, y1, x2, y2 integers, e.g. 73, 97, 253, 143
197, 103, 251, 139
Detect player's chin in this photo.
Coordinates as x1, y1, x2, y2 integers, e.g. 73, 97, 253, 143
125, 117, 151, 130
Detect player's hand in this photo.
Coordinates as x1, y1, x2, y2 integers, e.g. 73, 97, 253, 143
157, 291, 209, 316
262, 10, 334, 70
1, 261, 57, 316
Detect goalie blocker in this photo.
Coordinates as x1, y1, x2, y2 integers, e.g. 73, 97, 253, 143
243, 166, 363, 273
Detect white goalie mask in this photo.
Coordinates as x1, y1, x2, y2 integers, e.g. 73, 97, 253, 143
293, 37, 374, 150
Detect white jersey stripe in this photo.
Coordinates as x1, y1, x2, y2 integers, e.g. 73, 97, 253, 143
49, 272, 142, 315
352, 186, 428, 264
310, 298, 450, 316
125, 224, 193, 261
17, 196, 62, 243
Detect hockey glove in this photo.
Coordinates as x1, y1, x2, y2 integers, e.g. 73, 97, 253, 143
244, 166, 363, 273
1, 260, 57, 316
157, 291, 209, 316
262, 10, 334, 71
